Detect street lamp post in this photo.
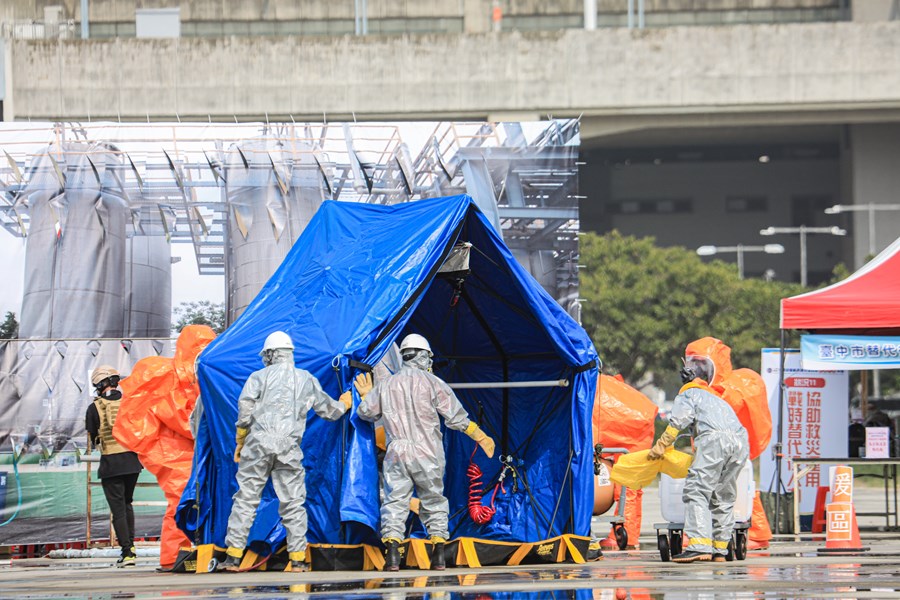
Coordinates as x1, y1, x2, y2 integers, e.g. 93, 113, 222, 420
696, 244, 785, 279
759, 226, 846, 287
825, 203, 900, 256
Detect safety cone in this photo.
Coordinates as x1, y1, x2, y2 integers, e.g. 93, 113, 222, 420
817, 466, 869, 555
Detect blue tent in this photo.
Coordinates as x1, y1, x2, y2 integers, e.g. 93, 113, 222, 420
176, 195, 599, 554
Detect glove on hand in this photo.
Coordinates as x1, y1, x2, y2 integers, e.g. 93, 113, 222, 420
648, 426, 679, 461
465, 421, 496, 458
234, 427, 249, 463
354, 372, 373, 399
339, 390, 352, 412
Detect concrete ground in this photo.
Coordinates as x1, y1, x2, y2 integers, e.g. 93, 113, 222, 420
1, 485, 898, 599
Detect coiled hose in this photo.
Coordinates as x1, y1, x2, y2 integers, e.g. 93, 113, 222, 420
467, 446, 501, 524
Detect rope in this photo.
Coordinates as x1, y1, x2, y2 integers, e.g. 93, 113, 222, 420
467, 445, 502, 524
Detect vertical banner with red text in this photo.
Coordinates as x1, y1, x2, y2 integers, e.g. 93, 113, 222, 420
760, 349, 849, 513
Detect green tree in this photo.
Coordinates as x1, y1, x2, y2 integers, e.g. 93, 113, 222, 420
579, 231, 804, 386
173, 301, 226, 334
0, 311, 19, 339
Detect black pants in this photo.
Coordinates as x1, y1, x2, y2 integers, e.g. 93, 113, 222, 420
101, 473, 139, 553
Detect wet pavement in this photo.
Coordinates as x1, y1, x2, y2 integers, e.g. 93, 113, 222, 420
2, 539, 900, 600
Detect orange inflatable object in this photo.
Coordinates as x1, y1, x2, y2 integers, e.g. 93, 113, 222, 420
592, 374, 658, 453
592, 374, 657, 543
115, 325, 216, 568
685, 337, 772, 460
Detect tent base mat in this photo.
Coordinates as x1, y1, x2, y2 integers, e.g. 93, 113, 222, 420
174, 534, 593, 573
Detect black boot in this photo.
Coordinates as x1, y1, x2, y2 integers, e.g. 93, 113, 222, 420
384, 539, 402, 572
431, 539, 445, 571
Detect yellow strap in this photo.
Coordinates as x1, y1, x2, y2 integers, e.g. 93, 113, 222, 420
363, 544, 385, 571
688, 537, 712, 547
664, 425, 680, 438
713, 540, 730, 549
506, 542, 534, 566
458, 538, 481, 568
225, 546, 243, 558
563, 535, 585, 564
288, 551, 306, 562
239, 549, 261, 571
406, 538, 430, 569
464, 421, 478, 436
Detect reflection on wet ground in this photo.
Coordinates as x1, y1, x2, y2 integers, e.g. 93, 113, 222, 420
2, 542, 900, 600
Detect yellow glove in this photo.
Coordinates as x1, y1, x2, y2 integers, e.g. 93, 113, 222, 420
339, 390, 352, 412
464, 421, 496, 458
353, 372, 373, 399
234, 427, 249, 463
648, 426, 679, 461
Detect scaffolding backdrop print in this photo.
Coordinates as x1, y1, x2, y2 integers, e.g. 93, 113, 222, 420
0, 120, 583, 545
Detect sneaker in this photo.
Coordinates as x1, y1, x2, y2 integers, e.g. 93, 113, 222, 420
712, 554, 727, 563
672, 550, 712, 563
116, 550, 136, 568
586, 541, 604, 561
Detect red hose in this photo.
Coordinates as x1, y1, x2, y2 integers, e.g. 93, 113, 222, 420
467, 446, 501, 524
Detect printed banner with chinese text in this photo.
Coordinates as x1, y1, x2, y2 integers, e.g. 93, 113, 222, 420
801, 334, 900, 370
760, 349, 849, 513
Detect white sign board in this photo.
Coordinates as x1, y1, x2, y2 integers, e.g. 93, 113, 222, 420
866, 427, 890, 459
760, 349, 849, 513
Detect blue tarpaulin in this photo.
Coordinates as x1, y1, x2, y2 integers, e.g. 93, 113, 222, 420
175, 195, 599, 554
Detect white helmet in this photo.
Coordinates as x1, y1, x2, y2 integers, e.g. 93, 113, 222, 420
399, 333, 432, 357
261, 331, 295, 354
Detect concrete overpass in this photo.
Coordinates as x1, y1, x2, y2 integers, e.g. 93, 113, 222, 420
5, 21, 900, 128
2, 6, 900, 275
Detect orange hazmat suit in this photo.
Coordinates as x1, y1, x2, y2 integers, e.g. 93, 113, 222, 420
115, 325, 216, 568
593, 374, 659, 548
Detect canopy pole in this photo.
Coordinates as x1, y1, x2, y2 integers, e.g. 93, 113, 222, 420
459, 287, 509, 454
861, 370, 869, 420
448, 379, 569, 389
774, 328, 786, 535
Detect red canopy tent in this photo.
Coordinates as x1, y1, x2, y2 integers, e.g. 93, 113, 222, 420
781, 235, 900, 335
772, 235, 900, 532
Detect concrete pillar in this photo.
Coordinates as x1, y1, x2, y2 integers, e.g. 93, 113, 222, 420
0, 39, 12, 122
584, 0, 596, 30
464, 0, 490, 33
849, 124, 900, 265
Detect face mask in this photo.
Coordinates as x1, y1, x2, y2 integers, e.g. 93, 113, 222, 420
102, 389, 122, 400
403, 349, 433, 372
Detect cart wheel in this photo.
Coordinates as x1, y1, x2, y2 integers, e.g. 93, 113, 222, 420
614, 523, 629, 550
657, 534, 670, 562
734, 530, 748, 561
725, 536, 735, 562
207, 557, 219, 573
669, 530, 683, 557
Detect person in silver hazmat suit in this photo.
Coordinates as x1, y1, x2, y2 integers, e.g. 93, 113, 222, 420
220, 331, 352, 572
353, 333, 496, 571
648, 356, 749, 563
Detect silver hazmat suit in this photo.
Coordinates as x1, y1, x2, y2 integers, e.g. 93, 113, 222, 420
669, 384, 749, 556
356, 350, 471, 541
224, 350, 348, 553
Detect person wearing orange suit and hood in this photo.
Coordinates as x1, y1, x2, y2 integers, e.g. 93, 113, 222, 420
115, 325, 217, 571
685, 337, 773, 550
593, 374, 658, 551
